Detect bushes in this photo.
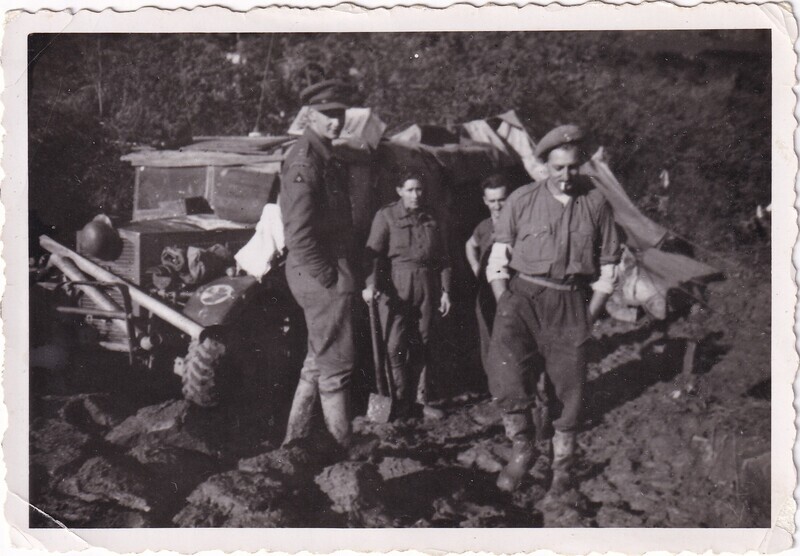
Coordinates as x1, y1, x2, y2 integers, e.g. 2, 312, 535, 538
28, 32, 769, 255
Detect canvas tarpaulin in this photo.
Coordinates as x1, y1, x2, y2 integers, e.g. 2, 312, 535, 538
582, 151, 721, 319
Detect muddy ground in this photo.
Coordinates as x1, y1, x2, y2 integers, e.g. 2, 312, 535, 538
29, 250, 770, 529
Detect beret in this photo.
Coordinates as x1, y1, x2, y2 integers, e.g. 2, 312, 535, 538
534, 124, 585, 159
300, 79, 351, 111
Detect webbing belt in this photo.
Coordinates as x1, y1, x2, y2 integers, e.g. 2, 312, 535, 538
517, 274, 578, 292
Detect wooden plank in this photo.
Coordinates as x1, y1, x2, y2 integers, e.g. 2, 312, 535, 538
121, 150, 285, 168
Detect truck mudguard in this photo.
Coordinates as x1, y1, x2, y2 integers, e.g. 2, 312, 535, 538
182, 275, 262, 328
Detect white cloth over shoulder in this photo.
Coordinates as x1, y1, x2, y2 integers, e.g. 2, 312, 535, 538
486, 242, 511, 282
234, 203, 285, 280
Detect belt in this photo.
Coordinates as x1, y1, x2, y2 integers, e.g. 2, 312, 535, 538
517, 274, 579, 291
391, 261, 435, 270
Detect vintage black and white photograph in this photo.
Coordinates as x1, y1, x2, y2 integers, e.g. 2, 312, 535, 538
4, 3, 796, 551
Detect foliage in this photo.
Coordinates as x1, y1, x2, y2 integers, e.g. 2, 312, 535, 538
28, 31, 770, 253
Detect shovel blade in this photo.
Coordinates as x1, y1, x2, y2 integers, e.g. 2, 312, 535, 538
367, 392, 393, 423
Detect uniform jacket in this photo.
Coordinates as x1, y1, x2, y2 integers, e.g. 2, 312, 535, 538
365, 199, 452, 293
280, 128, 355, 289
494, 180, 620, 280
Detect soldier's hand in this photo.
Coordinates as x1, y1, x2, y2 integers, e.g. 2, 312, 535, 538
362, 286, 379, 304
471, 262, 480, 278
439, 292, 452, 317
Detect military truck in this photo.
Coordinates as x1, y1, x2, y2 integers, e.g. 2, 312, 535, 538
35, 112, 530, 408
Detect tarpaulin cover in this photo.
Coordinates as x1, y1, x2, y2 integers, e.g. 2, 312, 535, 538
580, 151, 721, 319
582, 153, 669, 250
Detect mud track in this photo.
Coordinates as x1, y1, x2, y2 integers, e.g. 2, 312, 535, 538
29, 266, 770, 529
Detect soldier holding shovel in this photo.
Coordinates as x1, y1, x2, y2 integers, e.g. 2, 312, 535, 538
362, 174, 452, 421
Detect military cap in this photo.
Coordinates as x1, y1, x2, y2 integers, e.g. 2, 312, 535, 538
300, 79, 351, 111
535, 124, 585, 159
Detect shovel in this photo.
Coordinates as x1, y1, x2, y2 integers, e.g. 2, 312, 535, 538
366, 296, 394, 422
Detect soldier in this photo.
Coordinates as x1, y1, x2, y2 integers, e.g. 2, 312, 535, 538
465, 173, 510, 373
362, 174, 452, 420
486, 124, 621, 495
280, 80, 358, 450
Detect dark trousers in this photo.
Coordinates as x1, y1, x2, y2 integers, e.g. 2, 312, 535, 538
379, 266, 437, 403
475, 282, 496, 374
287, 260, 356, 394
487, 275, 591, 433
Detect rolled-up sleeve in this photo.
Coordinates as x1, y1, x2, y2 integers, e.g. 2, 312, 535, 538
281, 163, 336, 287
486, 200, 516, 282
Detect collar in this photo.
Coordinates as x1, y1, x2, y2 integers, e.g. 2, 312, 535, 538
393, 200, 430, 221
303, 127, 333, 161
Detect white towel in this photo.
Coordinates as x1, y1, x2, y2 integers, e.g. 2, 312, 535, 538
234, 203, 285, 280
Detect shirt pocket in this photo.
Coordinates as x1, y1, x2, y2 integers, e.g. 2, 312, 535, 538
388, 221, 413, 256
569, 219, 595, 274
518, 223, 556, 263
419, 220, 441, 260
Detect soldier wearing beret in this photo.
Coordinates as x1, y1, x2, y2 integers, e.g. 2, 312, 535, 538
280, 80, 358, 450
362, 174, 452, 420
485, 124, 621, 496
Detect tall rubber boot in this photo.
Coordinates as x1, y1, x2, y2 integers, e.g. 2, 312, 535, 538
282, 379, 319, 446
549, 430, 576, 495
496, 412, 536, 492
320, 389, 352, 450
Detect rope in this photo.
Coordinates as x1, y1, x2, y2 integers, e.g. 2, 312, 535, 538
252, 35, 276, 135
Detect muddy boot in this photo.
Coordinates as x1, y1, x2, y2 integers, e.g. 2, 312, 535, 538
496, 412, 536, 492
549, 430, 576, 496
320, 389, 352, 451
282, 379, 319, 446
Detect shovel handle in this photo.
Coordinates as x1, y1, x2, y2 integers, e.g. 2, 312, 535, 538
368, 297, 388, 396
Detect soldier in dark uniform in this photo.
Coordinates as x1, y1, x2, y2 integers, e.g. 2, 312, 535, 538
486, 124, 621, 495
362, 174, 452, 420
280, 80, 358, 450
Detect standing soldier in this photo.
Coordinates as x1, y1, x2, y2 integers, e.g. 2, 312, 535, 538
280, 80, 358, 451
465, 174, 510, 373
486, 124, 621, 495
362, 174, 452, 420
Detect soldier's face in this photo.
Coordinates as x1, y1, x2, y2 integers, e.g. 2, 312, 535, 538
308, 108, 344, 140
483, 186, 508, 218
546, 146, 581, 194
397, 178, 424, 210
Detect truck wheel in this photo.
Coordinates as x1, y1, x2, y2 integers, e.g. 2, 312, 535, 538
177, 337, 227, 407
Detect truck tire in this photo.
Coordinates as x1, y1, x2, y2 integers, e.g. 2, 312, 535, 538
178, 337, 227, 407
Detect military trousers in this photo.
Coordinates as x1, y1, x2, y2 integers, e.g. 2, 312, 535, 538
475, 281, 496, 374
287, 259, 356, 395
487, 275, 591, 433
379, 265, 438, 403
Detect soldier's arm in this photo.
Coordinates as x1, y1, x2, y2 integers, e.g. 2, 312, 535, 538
364, 209, 390, 291
486, 198, 516, 300
282, 163, 337, 288
465, 233, 481, 277
438, 218, 452, 296
588, 201, 622, 321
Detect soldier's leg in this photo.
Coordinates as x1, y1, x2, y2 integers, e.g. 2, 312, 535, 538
476, 295, 493, 375
380, 295, 411, 405
282, 345, 320, 445
487, 283, 541, 491
538, 289, 590, 494
414, 270, 445, 419
305, 287, 357, 449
